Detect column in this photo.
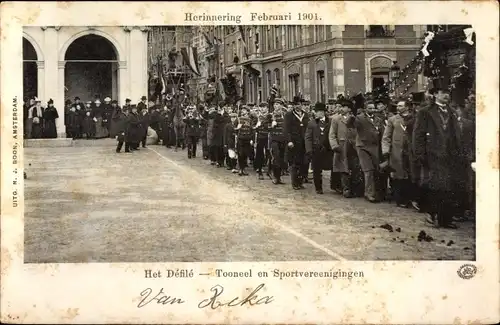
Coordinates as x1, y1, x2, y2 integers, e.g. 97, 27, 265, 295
42, 27, 58, 104
332, 52, 345, 97
36, 61, 45, 101
57, 61, 66, 137
118, 61, 128, 106
129, 27, 148, 103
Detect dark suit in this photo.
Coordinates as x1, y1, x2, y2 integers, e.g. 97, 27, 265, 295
413, 103, 464, 226
115, 112, 130, 152
284, 109, 309, 187
305, 117, 333, 191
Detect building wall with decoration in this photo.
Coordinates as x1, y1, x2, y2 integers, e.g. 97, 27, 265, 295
187, 25, 427, 105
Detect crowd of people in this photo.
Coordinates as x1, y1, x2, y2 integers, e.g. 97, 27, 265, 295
23, 86, 476, 230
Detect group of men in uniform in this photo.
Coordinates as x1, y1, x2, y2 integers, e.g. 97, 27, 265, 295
151, 88, 475, 230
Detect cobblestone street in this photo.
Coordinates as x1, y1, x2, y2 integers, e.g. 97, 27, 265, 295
24, 144, 475, 263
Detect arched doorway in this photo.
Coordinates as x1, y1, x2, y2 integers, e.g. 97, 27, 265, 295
23, 37, 38, 101
369, 56, 392, 92
64, 34, 119, 102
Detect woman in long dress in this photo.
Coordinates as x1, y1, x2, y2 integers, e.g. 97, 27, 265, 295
42, 99, 59, 138
92, 99, 110, 139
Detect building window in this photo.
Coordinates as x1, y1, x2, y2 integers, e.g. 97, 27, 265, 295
247, 28, 252, 53
275, 26, 281, 50
274, 68, 281, 87
315, 26, 325, 42
258, 76, 262, 88
248, 76, 253, 103
289, 74, 300, 99
267, 26, 272, 51
255, 31, 260, 52
295, 26, 302, 47
266, 70, 272, 95
317, 70, 325, 103
366, 25, 395, 38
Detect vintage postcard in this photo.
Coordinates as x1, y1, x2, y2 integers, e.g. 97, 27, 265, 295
1, 1, 499, 324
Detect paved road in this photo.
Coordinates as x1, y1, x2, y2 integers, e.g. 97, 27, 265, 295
24, 144, 475, 263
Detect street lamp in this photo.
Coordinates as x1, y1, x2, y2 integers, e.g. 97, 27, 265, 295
390, 61, 401, 81
389, 60, 401, 94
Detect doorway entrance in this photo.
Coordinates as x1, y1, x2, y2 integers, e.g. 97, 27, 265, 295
371, 72, 389, 92
23, 37, 38, 101
64, 34, 119, 102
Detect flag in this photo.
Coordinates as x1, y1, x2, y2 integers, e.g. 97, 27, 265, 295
202, 28, 213, 48
238, 26, 249, 59
160, 74, 166, 94
217, 79, 226, 101
181, 47, 201, 76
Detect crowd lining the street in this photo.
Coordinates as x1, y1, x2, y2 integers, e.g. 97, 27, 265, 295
23, 87, 476, 230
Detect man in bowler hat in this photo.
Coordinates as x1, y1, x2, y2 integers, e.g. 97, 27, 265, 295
305, 102, 333, 194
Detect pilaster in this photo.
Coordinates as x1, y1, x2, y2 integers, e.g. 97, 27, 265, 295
57, 61, 66, 137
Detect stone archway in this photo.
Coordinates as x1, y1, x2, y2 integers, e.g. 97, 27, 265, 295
23, 37, 39, 102
62, 34, 120, 103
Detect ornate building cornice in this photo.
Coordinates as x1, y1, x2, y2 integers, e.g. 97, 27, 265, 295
40, 26, 62, 31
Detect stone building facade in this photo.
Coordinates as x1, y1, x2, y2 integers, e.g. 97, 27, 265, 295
189, 25, 427, 105
23, 26, 150, 137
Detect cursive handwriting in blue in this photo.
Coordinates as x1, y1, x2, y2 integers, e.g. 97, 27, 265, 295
198, 283, 274, 309
137, 288, 186, 308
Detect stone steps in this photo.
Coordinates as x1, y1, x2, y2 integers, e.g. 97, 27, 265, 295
24, 138, 116, 148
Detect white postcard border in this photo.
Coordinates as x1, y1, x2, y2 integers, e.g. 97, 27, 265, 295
1, 1, 499, 324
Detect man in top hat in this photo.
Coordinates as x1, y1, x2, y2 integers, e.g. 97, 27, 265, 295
27, 98, 44, 139
305, 102, 333, 194
109, 100, 122, 138
124, 98, 132, 110
284, 96, 310, 190
138, 96, 148, 112
413, 87, 464, 228
348, 99, 386, 202
115, 105, 131, 153
381, 99, 416, 208
127, 104, 142, 150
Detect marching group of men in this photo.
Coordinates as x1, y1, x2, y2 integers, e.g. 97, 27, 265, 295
144, 87, 475, 230
23, 87, 476, 230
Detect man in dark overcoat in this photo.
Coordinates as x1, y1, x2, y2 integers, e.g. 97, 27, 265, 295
329, 99, 359, 198
139, 106, 150, 148
381, 99, 416, 207
284, 96, 310, 190
413, 88, 464, 228
138, 96, 148, 112
305, 102, 333, 194
115, 106, 131, 153
127, 105, 142, 150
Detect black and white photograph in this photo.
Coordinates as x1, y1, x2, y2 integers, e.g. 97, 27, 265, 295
2, 2, 499, 324
23, 24, 477, 263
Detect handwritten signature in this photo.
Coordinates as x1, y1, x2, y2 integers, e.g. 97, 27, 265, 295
137, 284, 274, 309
